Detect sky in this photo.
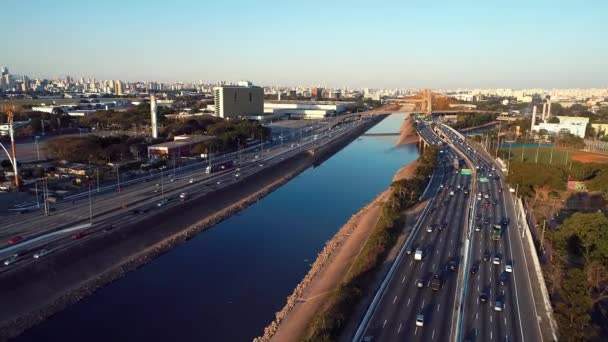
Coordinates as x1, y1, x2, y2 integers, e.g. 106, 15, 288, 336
2, 0, 608, 88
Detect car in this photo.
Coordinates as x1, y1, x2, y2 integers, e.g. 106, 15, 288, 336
483, 250, 491, 262
234, 173, 240, 177
475, 214, 482, 221
501, 218, 509, 226
494, 299, 504, 312
415, 314, 425, 327
448, 260, 458, 271
3, 254, 19, 266
442, 200, 448, 206
19, 209, 29, 214
433, 272, 441, 279
416, 279, 425, 288
499, 272, 509, 286
470, 262, 479, 274
189, 178, 194, 184
144, 177, 152, 182
505, 264, 513, 273
169, 178, 175, 182
72, 232, 85, 240
493, 255, 502, 265
427, 225, 433, 233
475, 225, 481, 232
483, 218, 491, 225
479, 291, 489, 302
8, 236, 23, 244
33, 249, 50, 259
130, 209, 141, 214
217, 181, 222, 185
484, 194, 490, 199
406, 247, 413, 255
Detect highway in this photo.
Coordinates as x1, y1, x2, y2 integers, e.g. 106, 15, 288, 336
357, 120, 472, 342
0, 115, 376, 275
355, 118, 542, 342
436, 124, 542, 342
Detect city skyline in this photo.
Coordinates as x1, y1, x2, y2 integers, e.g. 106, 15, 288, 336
3, 0, 608, 88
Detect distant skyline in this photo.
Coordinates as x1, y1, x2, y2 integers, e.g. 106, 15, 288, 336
3, 0, 607, 89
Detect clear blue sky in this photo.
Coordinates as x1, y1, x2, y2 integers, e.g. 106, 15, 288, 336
3, 0, 607, 88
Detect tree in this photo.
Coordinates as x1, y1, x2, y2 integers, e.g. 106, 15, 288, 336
555, 268, 594, 341
555, 212, 608, 264
548, 116, 560, 123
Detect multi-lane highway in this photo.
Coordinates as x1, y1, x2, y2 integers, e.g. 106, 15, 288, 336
437, 124, 542, 342
355, 118, 543, 342
0, 115, 375, 276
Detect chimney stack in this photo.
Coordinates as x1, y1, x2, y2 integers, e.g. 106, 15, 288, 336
547, 100, 552, 118
150, 94, 158, 139
542, 102, 547, 121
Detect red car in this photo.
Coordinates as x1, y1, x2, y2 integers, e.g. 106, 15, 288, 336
8, 236, 23, 244
71, 232, 85, 240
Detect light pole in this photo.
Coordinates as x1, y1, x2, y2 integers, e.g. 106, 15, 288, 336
88, 181, 93, 224
35, 137, 40, 160
116, 163, 121, 192
96, 167, 100, 192
35, 179, 40, 208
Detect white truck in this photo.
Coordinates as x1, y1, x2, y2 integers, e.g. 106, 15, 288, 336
414, 248, 423, 260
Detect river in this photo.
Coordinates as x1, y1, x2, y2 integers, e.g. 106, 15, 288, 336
17, 114, 418, 342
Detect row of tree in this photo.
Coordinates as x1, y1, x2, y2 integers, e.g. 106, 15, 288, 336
451, 113, 498, 129
44, 135, 147, 165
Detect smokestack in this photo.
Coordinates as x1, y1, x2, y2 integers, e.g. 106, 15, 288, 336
542, 102, 547, 122
150, 94, 158, 139
547, 100, 552, 118
531, 105, 537, 131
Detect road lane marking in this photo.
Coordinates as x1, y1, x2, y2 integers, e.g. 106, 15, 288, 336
397, 322, 402, 333
490, 315, 493, 323
476, 313, 478, 320
402, 276, 406, 284
383, 319, 387, 329
415, 327, 418, 335
409, 260, 413, 266
407, 298, 411, 306
491, 331, 493, 340
432, 330, 435, 339
422, 299, 425, 307
505, 317, 507, 326
393, 296, 397, 304
437, 304, 440, 312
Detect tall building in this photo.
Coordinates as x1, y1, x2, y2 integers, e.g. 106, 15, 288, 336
213, 83, 264, 119
115, 80, 124, 95
1, 66, 8, 76
310, 87, 323, 100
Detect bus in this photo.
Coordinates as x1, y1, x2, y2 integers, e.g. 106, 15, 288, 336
492, 224, 501, 240
205, 160, 234, 174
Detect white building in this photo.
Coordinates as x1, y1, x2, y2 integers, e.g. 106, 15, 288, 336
263, 101, 355, 119
532, 116, 589, 138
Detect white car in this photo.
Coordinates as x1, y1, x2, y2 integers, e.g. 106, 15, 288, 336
505, 264, 513, 273
33, 249, 50, 259
494, 300, 504, 312
427, 225, 433, 233
3, 254, 18, 266
415, 314, 425, 327
189, 178, 194, 184
493, 256, 501, 265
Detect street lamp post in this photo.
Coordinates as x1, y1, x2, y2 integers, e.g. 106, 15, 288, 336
35, 137, 40, 160
35, 179, 40, 208
88, 182, 93, 224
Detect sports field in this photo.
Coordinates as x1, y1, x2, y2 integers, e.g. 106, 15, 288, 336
500, 146, 608, 164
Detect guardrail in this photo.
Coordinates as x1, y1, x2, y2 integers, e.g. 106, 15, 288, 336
512, 196, 558, 341
352, 127, 445, 342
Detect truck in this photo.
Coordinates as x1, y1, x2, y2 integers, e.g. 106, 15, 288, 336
431, 274, 442, 291
205, 160, 235, 174
414, 248, 423, 260
491, 224, 502, 240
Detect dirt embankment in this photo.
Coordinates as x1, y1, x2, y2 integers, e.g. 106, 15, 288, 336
395, 116, 418, 146
256, 155, 420, 342
0, 117, 386, 341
